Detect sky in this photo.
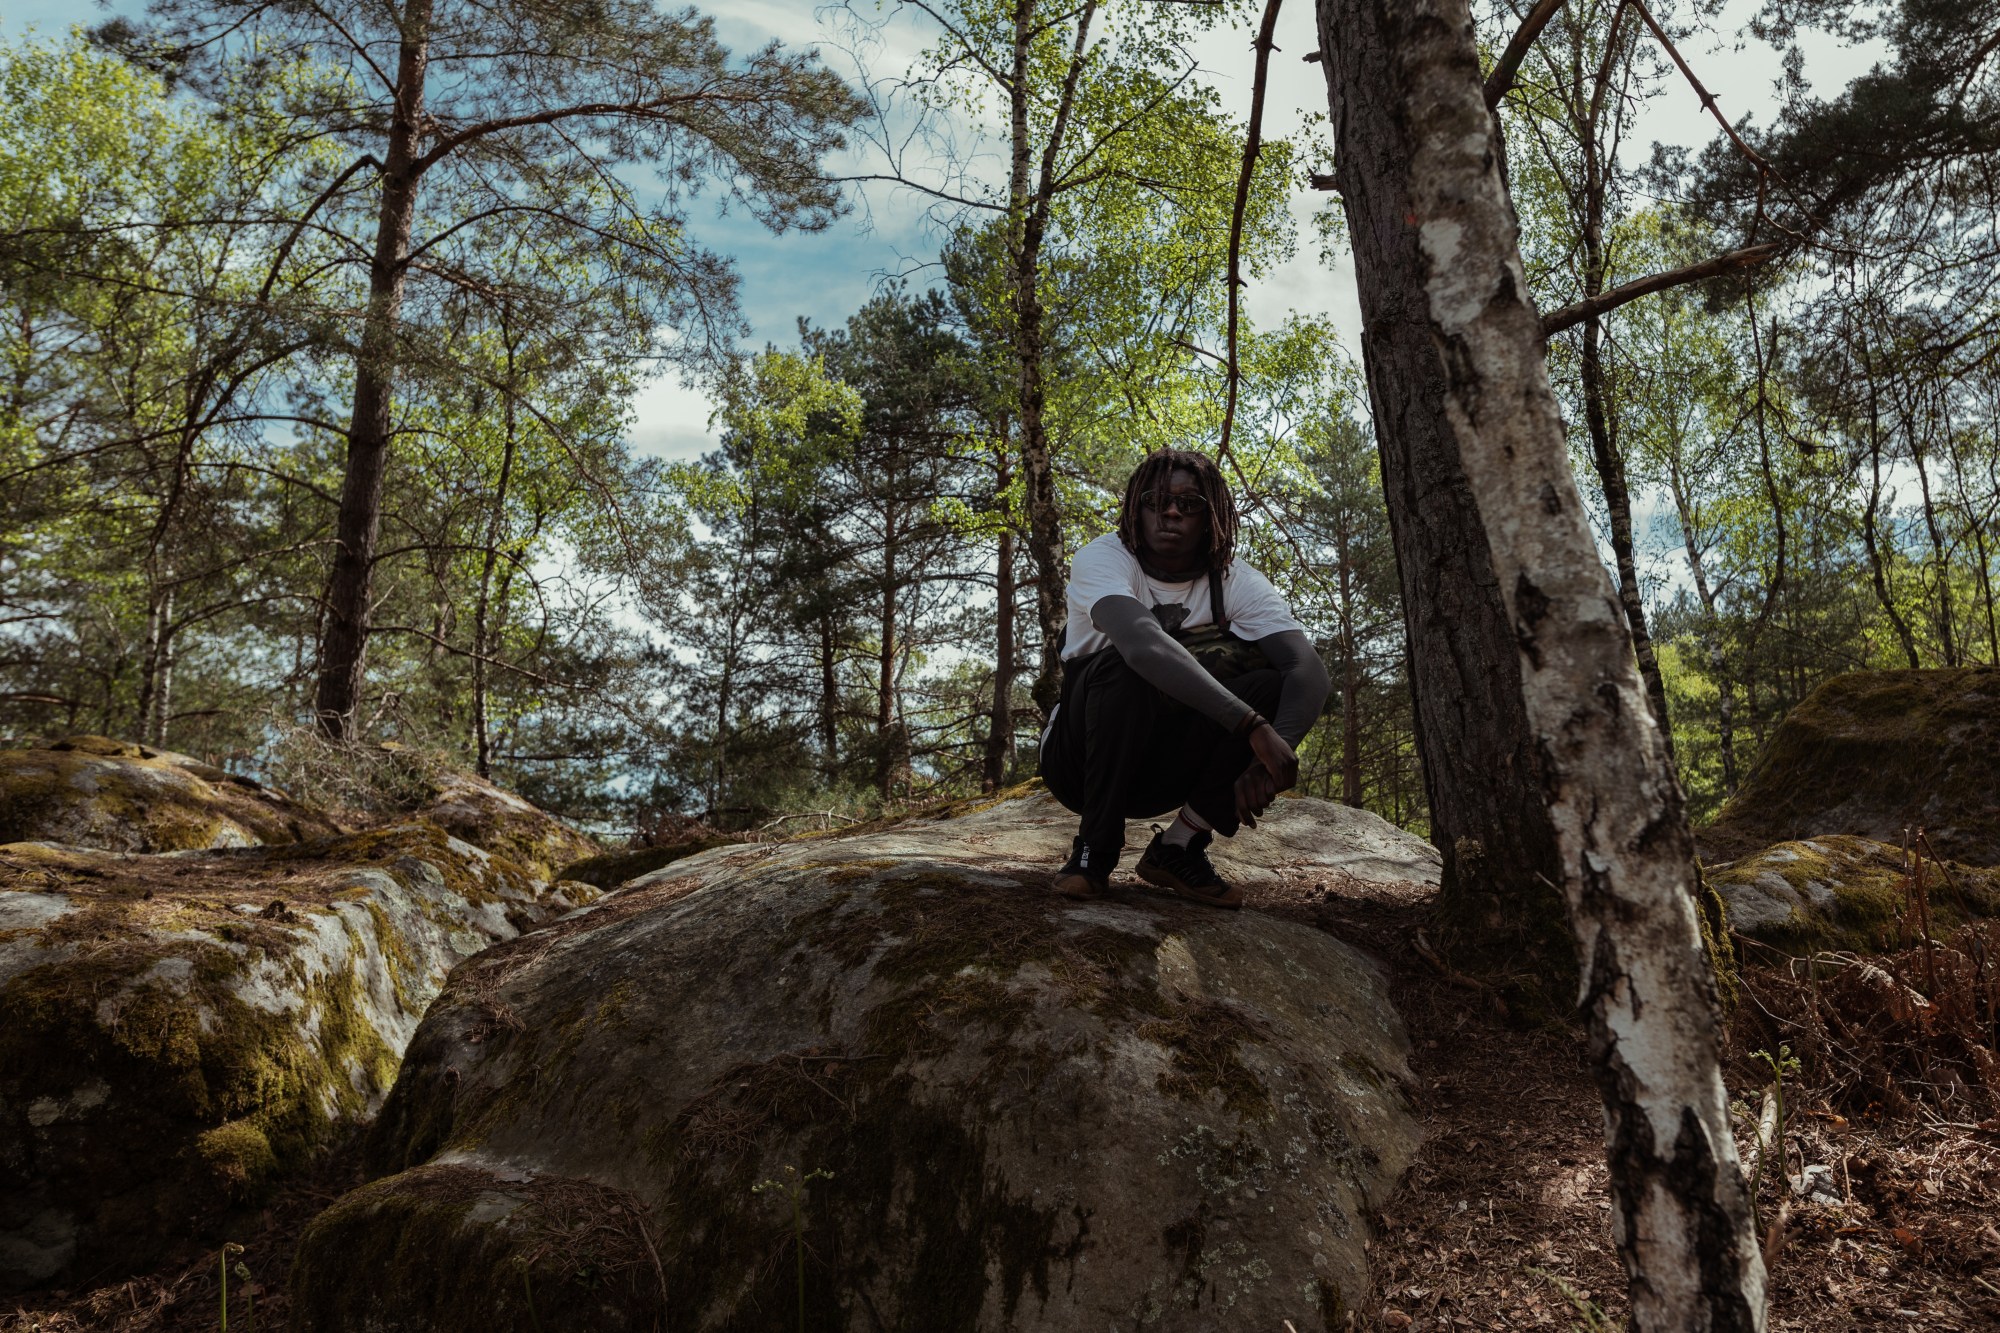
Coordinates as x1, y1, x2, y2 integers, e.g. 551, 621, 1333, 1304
630, 0, 1885, 464
2, 0, 1889, 466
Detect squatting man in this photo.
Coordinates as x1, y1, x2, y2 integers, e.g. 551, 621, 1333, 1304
1041, 449, 1330, 907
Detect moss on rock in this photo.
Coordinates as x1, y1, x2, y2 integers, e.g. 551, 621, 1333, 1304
412, 773, 601, 881
1707, 668, 2000, 864
1706, 833, 1999, 955
196, 1120, 278, 1198
0, 821, 586, 1293
558, 838, 733, 891
0, 736, 342, 853
288, 1163, 666, 1332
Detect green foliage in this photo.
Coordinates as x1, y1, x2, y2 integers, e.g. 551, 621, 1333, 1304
0, 12, 859, 822
11, 0, 1997, 849
1491, 0, 2000, 826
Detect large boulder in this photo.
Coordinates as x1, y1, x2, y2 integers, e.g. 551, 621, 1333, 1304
414, 770, 601, 881
0, 823, 594, 1292
290, 793, 1429, 1331
1706, 668, 2000, 864
0, 736, 341, 852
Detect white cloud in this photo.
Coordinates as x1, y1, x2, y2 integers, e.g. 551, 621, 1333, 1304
627, 375, 723, 463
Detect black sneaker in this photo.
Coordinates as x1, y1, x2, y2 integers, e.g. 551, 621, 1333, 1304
1135, 825, 1242, 909
1051, 837, 1112, 900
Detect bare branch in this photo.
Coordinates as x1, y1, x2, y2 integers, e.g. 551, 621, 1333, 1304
1483, 0, 1564, 109
1540, 241, 1782, 338
1218, 0, 1285, 462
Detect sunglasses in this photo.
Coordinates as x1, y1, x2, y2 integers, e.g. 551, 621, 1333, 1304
1138, 489, 1209, 516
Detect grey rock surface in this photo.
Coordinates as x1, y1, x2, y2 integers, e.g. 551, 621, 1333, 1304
624, 788, 1442, 895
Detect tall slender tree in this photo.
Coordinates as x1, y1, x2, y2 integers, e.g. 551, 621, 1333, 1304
843, 0, 1295, 711
127, 0, 863, 738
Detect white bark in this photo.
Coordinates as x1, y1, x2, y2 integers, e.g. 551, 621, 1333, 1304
1315, 0, 1767, 1325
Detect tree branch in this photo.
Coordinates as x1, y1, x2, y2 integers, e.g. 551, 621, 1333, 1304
1540, 242, 1782, 338
258, 154, 378, 304
1218, 0, 1284, 462
1484, 0, 1565, 109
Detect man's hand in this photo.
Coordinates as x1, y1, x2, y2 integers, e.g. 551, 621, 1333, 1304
1248, 722, 1298, 789
1235, 722, 1298, 828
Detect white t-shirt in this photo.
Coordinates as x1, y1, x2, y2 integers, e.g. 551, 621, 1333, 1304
1060, 532, 1305, 659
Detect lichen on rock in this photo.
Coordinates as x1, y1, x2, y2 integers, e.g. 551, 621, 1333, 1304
1707, 834, 2000, 954
292, 794, 1430, 1331
412, 771, 601, 881
0, 822, 593, 1292
0, 736, 342, 853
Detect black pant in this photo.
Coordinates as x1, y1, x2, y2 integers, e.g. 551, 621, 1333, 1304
1040, 649, 1284, 873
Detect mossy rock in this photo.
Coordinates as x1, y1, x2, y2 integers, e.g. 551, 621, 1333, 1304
1708, 668, 2000, 864
0, 736, 342, 853
1706, 834, 2000, 955
557, 838, 735, 891
292, 799, 1428, 1331
413, 773, 601, 881
0, 822, 596, 1293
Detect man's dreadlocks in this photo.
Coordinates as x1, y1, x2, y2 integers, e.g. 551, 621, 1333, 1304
1116, 449, 1239, 574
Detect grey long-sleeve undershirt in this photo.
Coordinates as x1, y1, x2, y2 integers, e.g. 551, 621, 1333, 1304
1089, 595, 1332, 746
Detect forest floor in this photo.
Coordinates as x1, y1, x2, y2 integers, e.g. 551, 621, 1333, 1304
1263, 872, 2000, 1332
9, 868, 2000, 1332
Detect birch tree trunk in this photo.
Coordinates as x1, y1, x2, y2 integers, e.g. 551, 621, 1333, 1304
1316, 0, 1767, 1324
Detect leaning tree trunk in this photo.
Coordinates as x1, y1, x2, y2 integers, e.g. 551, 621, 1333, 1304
1581, 310, 1674, 765
314, 0, 434, 738
1316, 1, 1768, 1326
984, 453, 1018, 791
1316, 14, 1569, 982
1011, 188, 1065, 716
1007, 0, 1094, 720
471, 336, 520, 781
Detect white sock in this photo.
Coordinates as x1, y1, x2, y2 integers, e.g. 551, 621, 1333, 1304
1162, 807, 1210, 847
